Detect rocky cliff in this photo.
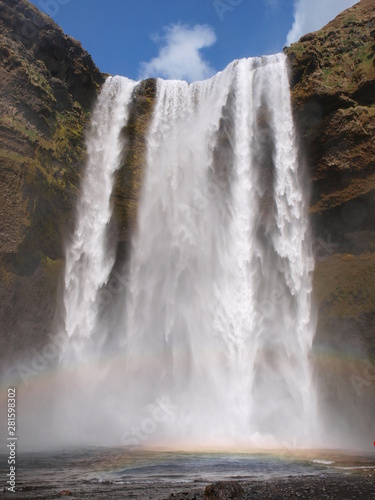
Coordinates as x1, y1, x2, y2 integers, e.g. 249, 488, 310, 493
0, 0, 104, 364
285, 0, 375, 445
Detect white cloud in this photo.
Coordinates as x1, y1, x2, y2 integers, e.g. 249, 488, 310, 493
139, 24, 217, 82
286, 0, 358, 46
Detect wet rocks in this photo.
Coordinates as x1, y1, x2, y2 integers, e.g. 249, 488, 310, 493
204, 481, 245, 499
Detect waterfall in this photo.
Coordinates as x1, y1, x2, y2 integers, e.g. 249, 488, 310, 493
62, 76, 137, 361
61, 54, 317, 448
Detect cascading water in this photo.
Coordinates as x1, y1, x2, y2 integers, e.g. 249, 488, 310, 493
62, 76, 137, 362
60, 54, 317, 449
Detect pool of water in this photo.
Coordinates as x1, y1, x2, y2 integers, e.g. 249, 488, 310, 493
0, 448, 373, 499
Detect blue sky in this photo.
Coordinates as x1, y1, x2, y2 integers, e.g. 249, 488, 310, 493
29, 0, 358, 82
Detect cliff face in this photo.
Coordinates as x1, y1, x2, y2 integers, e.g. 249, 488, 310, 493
285, 0, 375, 444
0, 0, 104, 364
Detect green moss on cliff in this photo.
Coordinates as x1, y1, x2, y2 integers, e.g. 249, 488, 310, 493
0, 148, 27, 163
26, 64, 55, 101
0, 116, 39, 144
286, 1, 375, 103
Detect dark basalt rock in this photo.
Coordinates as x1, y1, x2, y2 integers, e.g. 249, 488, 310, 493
204, 481, 245, 499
